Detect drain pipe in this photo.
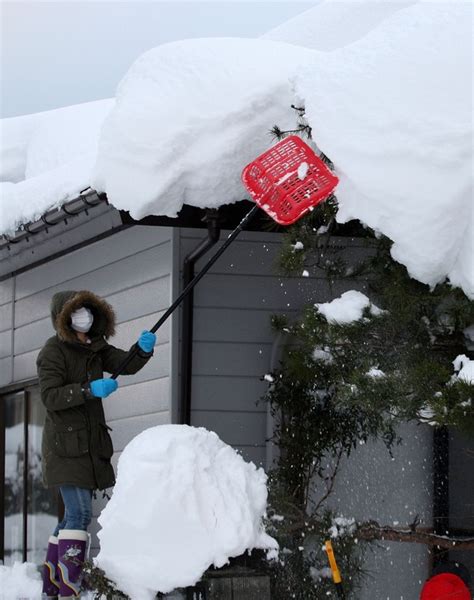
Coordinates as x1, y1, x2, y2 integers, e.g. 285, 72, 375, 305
179, 209, 221, 425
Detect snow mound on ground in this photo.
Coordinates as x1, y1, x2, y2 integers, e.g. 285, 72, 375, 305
315, 290, 382, 325
92, 38, 310, 219
0, 561, 42, 600
95, 425, 277, 599
294, 3, 473, 295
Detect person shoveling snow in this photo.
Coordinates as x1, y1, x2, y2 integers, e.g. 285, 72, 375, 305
95, 425, 278, 599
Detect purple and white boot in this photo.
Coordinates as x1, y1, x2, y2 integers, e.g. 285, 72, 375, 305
42, 535, 60, 599
57, 529, 88, 599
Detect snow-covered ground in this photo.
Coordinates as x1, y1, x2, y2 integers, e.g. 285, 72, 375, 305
0, 1, 472, 298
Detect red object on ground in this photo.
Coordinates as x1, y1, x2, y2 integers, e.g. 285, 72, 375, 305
241, 135, 339, 226
420, 573, 471, 599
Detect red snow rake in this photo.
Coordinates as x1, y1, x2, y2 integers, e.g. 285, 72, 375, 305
111, 136, 338, 379
242, 135, 339, 226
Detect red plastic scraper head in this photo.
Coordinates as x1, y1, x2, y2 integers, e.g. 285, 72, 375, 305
242, 135, 339, 226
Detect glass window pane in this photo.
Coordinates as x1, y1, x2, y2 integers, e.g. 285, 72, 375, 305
4, 391, 25, 565
26, 387, 58, 564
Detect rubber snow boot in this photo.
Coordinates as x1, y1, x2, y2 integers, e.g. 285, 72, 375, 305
42, 535, 60, 599
57, 529, 88, 599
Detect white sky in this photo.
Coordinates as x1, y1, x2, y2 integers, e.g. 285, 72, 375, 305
0, 1, 316, 118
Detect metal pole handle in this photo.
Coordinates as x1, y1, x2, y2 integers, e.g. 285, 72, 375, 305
110, 204, 260, 379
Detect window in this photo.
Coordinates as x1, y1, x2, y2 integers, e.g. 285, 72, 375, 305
1, 382, 58, 565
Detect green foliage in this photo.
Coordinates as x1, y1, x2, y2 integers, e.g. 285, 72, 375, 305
263, 186, 473, 596
82, 561, 129, 600
264, 510, 367, 599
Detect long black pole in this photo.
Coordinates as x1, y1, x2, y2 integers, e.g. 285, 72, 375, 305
110, 204, 260, 379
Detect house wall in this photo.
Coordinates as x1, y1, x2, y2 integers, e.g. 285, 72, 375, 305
177, 228, 375, 469
0, 224, 176, 553
177, 228, 433, 599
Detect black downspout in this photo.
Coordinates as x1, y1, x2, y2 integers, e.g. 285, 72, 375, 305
179, 210, 221, 425
432, 426, 450, 567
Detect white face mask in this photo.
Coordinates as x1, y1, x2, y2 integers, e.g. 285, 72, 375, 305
71, 307, 94, 333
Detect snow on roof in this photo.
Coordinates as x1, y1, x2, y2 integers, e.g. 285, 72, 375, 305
0, 99, 112, 234
0, 2, 472, 298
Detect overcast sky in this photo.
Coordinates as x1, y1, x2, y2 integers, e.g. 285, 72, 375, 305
1, 2, 315, 118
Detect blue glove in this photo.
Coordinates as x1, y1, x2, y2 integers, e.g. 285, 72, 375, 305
137, 330, 156, 353
89, 378, 118, 398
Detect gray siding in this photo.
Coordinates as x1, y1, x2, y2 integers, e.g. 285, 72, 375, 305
178, 228, 433, 597
177, 229, 372, 468
0, 224, 175, 553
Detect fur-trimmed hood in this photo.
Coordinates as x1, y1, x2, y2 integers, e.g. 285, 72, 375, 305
50, 290, 116, 343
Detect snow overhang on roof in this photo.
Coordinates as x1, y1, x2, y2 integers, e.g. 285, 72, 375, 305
0, 189, 106, 250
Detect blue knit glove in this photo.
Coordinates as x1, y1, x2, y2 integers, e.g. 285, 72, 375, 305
89, 378, 118, 398
137, 330, 156, 353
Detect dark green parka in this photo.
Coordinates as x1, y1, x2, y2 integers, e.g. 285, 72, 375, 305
37, 290, 152, 490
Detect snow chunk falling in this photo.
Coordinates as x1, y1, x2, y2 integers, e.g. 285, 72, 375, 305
315, 290, 382, 325
95, 425, 277, 599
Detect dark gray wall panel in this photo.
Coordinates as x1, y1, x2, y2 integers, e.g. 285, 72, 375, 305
191, 376, 268, 412
192, 307, 284, 344
234, 445, 266, 468
450, 429, 474, 531
192, 341, 272, 377
191, 410, 267, 448
192, 274, 368, 311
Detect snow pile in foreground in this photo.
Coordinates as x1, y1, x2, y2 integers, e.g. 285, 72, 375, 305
315, 290, 382, 325
0, 561, 41, 600
96, 425, 277, 599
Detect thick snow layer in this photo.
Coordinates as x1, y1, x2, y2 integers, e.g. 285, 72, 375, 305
315, 290, 381, 325
96, 425, 277, 598
0, 100, 112, 233
263, 0, 416, 50
294, 3, 473, 295
0, 561, 41, 600
92, 38, 310, 219
1, 3, 472, 299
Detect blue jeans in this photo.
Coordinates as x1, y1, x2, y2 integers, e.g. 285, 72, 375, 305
53, 485, 93, 535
